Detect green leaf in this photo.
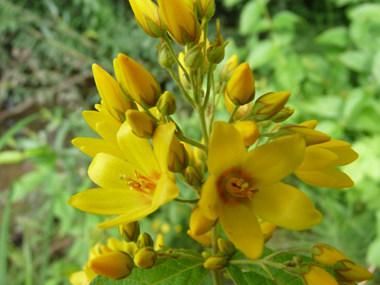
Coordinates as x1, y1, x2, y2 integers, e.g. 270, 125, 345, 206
272, 11, 302, 30
339, 51, 371, 73
246, 40, 277, 69
239, 0, 267, 36
372, 51, 380, 86
367, 238, 380, 266
315, 26, 348, 48
90, 252, 209, 285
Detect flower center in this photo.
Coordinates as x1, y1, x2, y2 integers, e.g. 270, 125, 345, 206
120, 170, 156, 194
225, 177, 258, 200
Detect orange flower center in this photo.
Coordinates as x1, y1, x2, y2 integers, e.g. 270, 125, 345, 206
225, 177, 258, 200
121, 170, 156, 194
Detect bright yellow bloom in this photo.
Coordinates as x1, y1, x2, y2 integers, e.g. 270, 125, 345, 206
68, 122, 179, 228
129, 0, 166, 37
226, 62, 255, 105
223, 90, 253, 120
301, 264, 338, 285
117, 53, 161, 108
190, 205, 217, 236
294, 121, 358, 188
158, 0, 199, 45
312, 243, 351, 267
233, 121, 260, 147
198, 122, 322, 259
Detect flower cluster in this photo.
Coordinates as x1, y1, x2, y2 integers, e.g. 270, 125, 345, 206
68, 0, 371, 284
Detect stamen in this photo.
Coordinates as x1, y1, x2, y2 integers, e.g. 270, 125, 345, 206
226, 177, 258, 200
120, 171, 156, 194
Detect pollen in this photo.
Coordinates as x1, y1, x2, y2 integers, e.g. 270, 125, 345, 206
225, 177, 258, 200
120, 170, 156, 194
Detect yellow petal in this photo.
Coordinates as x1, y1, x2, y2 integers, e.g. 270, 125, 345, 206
151, 172, 179, 208
68, 271, 89, 285
80, 146, 125, 159
328, 146, 358, 167
152, 123, 176, 173
88, 153, 142, 189
243, 134, 305, 186
198, 174, 220, 220
106, 237, 125, 252
218, 199, 263, 260
117, 121, 161, 180
187, 230, 212, 247
82, 110, 112, 132
208, 121, 246, 177
295, 167, 354, 188
68, 188, 152, 216
190, 206, 217, 235
297, 147, 338, 171
252, 182, 322, 230
96, 120, 122, 147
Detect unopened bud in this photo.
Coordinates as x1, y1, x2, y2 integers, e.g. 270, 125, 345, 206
333, 259, 374, 282
184, 43, 204, 70
312, 243, 351, 267
134, 246, 157, 269
157, 43, 175, 68
251, 91, 291, 121
202, 251, 211, 259
190, 206, 217, 235
118, 221, 140, 243
260, 221, 277, 243
184, 165, 203, 188
126, 110, 157, 139
88, 251, 134, 280
301, 264, 338, 285
137, 232, 154, 249
154, 233, 165, 251
217, 239, 235, 256
300, 119, 318, 129
196, 0, 215, 20
178, 52, 191, 89
207, 41, 229, 64
219, 54, 238, 82
204, 254, 228, 270
156, 91, 176, 116
168, 136, 189, 173
271, 106, 295, 123
234, 121, 260, 147
278, 124, 331, 146
226, 62, 255, 105
223, 90, 253, 120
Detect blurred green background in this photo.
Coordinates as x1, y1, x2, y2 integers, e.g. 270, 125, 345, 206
1, 0, 379, 284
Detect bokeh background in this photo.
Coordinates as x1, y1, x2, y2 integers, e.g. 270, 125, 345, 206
1, 0, 380, 284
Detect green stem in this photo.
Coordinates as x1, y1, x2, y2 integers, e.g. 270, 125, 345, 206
158, 252, 204, 262
202, 63, 214, 109
208, 81, 226, 133
189, 69, 199, 103
177, 133, 207, 152
211, 226, 221, 285
198, 19, 209, 102
174, 198, 199, 204
0, 187, 13, 284
228, 105, 239, 123
197, 106, 210, 148
260, 132, 277, 139
166, 67, 195, 108
264, 247, 313, 260
229, 259, 304, 274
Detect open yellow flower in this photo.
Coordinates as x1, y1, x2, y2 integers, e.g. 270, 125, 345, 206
68, 122, 179, 228
198, 122, 322, 260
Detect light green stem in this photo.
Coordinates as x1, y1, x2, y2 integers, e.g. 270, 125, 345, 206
177, 133, 207, 152
174, 198, 199, 204
228, 105, 239, 123
166, 67, 195, 108
211, 226, 221, 285
202, 63, 214, 109
158, 252, 204, 262
264, 247, 313, 260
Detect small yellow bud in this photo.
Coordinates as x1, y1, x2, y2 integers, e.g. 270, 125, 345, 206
226, 62, 255, 105
193, 138, 206, 168
220, 54, 238, 81
278, 124, 331, 146
129, 0, 166, 38
234, 121, 260, 147
184, 43, 204, 70
158, 0, 200, 45
301, 264, 338, 285
204, 254, 228, 270
217, 239, 235, 256
196, 0, 215, 20
134, 246, 157, 269
202, 251, 211, 259
157, 43, 175, 68
118, 221, 140, 243
178, 52, 191, 89
137, 232, 154, 249
168, 135, 189, 173
299, 119, 318, 129
312, 243, 351, 267
154, 233, 165, 251
184, 165, 203, 188
260, 221, 277, 243
271, 106, 295, 123
126, 110, 157, 139
88, 251, 134, 280
333, 259, 374, 282
251, 91, 291, 121
223, 90, 253, 120
156, 91, 177, 116
117, 54, 161, 108
184, 143, 194, 164
190, 206, 217, 235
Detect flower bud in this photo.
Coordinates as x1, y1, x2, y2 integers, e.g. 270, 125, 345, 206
184, 43, 204, 70
217, 239, 235, 256
333, 259, 374, 282
92, 64, 135, 123
117, 54, 161, 108
158, 0, 199, 45
156, 91, 177, 116
251, 91, 291, 121
301, 264, 338, 285
88, 251, 134, 280
126, 110, 157, 139
278, 124, 331, 146
223, 90, 253, 120
178, 52, 191, 89
260, 221, 277, 243
202, 251, 211, 259
137, 232, 154, 249
204, 254, 228, 270
226, 62, 255, 105
168, 135, 189, 173
118, 221, 140, 243
234, 121, 260, 147
300, 119, 318, 129
312, 243, 351, 267
184, 143, 194, 164
219, 54, 238, 81
196, 0, 215, 20
154, 233, 165, 251
129, 0, 166, 38
157, 43, 175, 68
187, 230, 212, 247
134, 246, 157, 269
184, 165, 203, 188
271, 106, 295, 123
190, 206, 217, 235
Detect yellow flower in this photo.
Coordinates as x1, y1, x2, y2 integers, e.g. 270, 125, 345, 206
158, 0, 199, 45
251, 91, 291, 121
233, 121, 260, 147
312, 243, 351, 267
129, 0, 166, 38
187, 229, 212, 247
260, 221, 277, 243
333, 260, 374, 283
126, 110, 157, 139
198, 122, 322, 259
301, 264, 339, 285
226, 62, 255, 105
223, 90, 253, 120
294, 121, 358, 188
68, 122, 179, 228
